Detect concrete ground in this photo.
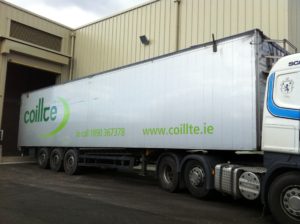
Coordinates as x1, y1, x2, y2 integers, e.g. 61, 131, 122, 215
0, 164, 275, 224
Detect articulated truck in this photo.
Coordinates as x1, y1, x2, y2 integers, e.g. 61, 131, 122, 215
18, 30, 300, 224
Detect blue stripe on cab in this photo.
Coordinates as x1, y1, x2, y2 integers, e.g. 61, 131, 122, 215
267, 73, 300, 120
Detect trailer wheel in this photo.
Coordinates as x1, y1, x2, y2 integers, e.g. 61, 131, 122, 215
50, 148, 64, 172
37, 148, 50, 169
158, 156, 179, 192
184, 160, 210, 198
268, 171, 300, 224
64, 149, 79, 175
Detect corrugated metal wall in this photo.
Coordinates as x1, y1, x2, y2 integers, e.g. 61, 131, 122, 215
73, 0, 177, 77
178, 0, 288, 49
288, 0, 300, 53
73, 0, 295, 78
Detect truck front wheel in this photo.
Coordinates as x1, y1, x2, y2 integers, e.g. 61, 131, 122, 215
184, 160, 210, 198
269, 171, 300, 224
37, 148, 50, 169
50, 148, 64, 172
64, 149, 79, 175
158, 156, 179, 192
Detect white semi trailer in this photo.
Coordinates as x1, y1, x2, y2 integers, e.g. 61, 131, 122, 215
18, 30, 300, 224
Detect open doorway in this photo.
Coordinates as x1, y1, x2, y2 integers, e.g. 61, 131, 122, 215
1, 62, 59, 156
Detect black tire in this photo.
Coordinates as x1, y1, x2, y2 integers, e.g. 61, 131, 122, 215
50, 148, 64, 172
37, 148, 50, 169
157, 156, 179, 192
184, 159, 211, 198
64, 149, 79, 175
268, 171, 300, 224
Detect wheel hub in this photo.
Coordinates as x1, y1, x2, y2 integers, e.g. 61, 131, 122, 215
54, 154, 59, 164
282, 187, 300, 217
39, 153, 46, 163
67, 156, 75, 167
163, 165, 174, 185
189, 167, 204, 187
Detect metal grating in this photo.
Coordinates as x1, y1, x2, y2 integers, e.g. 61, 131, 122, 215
10, 20, 62, 51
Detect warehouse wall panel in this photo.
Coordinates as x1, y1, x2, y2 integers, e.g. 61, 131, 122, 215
72, 0, 297, 78
179, 0, 289, 50
73, 0, 177, 78
288, 0, 300, 52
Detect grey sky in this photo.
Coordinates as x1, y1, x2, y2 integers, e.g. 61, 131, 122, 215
4, 0, 148, 28
32, 0, 146, 14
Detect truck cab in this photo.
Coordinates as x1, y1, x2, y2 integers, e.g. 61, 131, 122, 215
262, 53, 300, 224
263, 54, 300, 154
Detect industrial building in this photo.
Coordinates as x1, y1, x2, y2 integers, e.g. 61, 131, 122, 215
0, 0, 300, 162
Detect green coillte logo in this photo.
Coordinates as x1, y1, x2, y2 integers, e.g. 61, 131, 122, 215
24, 98, 57, 123
24, 97, 70, 138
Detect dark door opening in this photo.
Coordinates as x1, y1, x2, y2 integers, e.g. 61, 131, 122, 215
1, 62, 58, 156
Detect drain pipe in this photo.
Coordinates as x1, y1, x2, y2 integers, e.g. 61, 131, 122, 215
0, 144, 2, 164
174, 0, 181, 52
0, 129, 4, 163
69, 32, 76, 81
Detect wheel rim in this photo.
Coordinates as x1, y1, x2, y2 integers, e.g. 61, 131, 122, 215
281, 185, 300, 219
53, 153, 60, 166
39, 152, 46, 165
189, 166, 205, 187
66, 154, 75, 170
162, 165, 174, 185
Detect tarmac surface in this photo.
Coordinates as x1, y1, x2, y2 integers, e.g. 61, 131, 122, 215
0, 164, 275, 224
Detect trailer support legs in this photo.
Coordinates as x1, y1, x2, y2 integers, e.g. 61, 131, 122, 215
140, 151, 148, 176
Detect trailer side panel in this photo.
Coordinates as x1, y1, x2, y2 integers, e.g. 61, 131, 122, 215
18, 34, 257, 150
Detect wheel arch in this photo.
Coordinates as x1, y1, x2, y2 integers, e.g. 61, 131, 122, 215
261, 163, 300, 205
156, 152, 183, 177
